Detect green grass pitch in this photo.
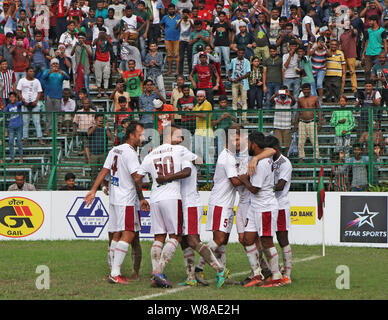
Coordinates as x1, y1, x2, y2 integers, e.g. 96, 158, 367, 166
1, 241, 387, 300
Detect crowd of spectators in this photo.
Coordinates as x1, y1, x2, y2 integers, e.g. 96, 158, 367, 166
0, 0, 387, 189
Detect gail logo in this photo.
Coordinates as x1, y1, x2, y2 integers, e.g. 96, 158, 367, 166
66, 197, 109, 238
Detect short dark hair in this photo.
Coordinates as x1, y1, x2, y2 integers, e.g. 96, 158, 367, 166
118, 96, 127, 103
271, 7, 280, 12
65, 172, 76, 181
8, 91, 17, 97
35, 30, 42, 36
269, 45, 277, 51
219, 95, 228, 102
219, 11, 226, 16
144, 79, 153, 86
302, 83, 311, 89
15, 172, 26, 178
0, 59, 7, 64
279, 16, 288, 22
369, 15, 378, 21
264, 135, 280, 149
168, 3, 175, 9
95, 113, 104, 119
124, 121, 144, 142
79, 88, 87, 95
248, 131, 266, 149
194, 20, 203, 25
182, 8, 190, 14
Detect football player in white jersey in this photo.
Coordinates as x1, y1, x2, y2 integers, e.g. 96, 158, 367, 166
264, 135, 293, 284
103, 165, 150, 281
238, 131, 284, 288
235, 129, 275, 285
84, 121, 149, 284
194, 124, 243, 285
134, 125, 203, 288
178, 157, 230, 288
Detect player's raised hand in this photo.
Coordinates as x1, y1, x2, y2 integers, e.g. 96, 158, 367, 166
140, 199, 150, 212
248, 157, 259, 176
84, 190, 96, 207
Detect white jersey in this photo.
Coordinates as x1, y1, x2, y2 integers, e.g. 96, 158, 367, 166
208, 148, 238, 208
250, 158, 278, 212
138, 144, 196, 203
274, 154, 292, 209
103, 144, 140, 206
181, 161, 201, 208
235, 150, 250, 205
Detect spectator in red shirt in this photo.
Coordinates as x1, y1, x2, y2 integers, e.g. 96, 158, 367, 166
189, 51, 220, 106
197, 0, 211, 30
114, 95, 133, 131
68, 0, 84, 23
360, 0, 383, 32
92, 27, 113, 98
10, 36, 30, 85
49, 0, 58, 44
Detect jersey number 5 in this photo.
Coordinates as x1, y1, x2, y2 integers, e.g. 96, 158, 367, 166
153, 156, 174, 176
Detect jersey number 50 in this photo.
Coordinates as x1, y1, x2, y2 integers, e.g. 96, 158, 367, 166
153, 156, 174, 176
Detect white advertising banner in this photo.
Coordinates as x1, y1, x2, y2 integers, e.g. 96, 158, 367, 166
0, 191, 387, 248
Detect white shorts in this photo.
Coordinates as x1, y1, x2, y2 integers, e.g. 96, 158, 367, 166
245, 207, 278, 237
206, 205, 234, 233
182, 205, 203, 236
276, 208, 291, 232
108, 204, 141, 233
150, 199, 183, 235
236, 202, 250, 234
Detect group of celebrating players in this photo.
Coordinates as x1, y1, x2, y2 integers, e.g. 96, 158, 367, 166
84, 120, 293, 289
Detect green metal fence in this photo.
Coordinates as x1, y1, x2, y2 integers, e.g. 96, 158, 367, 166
1, 106, 386, 192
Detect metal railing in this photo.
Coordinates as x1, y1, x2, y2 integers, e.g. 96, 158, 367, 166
1, 106, 386, 191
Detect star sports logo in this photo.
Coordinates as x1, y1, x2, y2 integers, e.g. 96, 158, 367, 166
345, 203, 379, 229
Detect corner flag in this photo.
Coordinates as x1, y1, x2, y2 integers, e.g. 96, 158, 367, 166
317, 166, 325, 220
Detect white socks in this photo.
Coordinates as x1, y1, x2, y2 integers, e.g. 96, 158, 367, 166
195, 242, 223, 273
108, 240, 118, 269
282, 245, 292, 278
215, 244, 226, 267
158, 238, 179, 274
151, 241, 163, 273
110, 241, 129, 277
196, 239, 219, 271
245, 244, 262, 277
265, 246, 282, 280
183, 247, 196, 281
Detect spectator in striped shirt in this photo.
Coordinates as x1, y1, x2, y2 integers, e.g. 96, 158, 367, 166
0, 59, 16, 104
270, 85, 295, 155
308, 36, 331, 104
324, 39, 345, 103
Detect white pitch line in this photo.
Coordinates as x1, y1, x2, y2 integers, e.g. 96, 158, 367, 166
130, 254, 322, 300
